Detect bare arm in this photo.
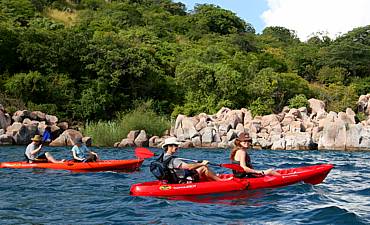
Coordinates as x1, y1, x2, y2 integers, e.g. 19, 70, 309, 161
180, 161, 208, 170
72, 150, 85, 161
238, 151, 264, 174
30, 144, 42, 155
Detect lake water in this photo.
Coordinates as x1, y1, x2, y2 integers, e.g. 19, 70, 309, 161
0, 146, 369, 224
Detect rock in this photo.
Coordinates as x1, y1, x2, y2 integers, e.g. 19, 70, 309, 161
118, 138, 135, 147
285, 132, 312, 150
127, 130, 140, 142
201, 127, 215, 144
45, 114, 58, 125
134, 130, 148, 147
0, 110, 11, 130
49, 129, 82, 146
0, 134, 13, 145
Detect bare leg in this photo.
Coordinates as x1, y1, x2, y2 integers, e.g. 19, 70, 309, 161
196, 166, 221, 181
264, 168, 281, 176
45, 152, 65, 163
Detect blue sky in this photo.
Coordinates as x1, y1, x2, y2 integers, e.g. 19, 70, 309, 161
176, 0, 370, 41
177, 0, 268, 34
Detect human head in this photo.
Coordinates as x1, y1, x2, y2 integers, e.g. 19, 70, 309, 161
31, 135, 42, 143
162, 137, 181, 152
74, 137, 83, 146
234, 132, 252, 147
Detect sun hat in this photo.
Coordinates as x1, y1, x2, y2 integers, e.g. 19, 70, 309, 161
236, 132, 252, 142
162, 137, 181, 149
31, 135, 42, 142
74, 137, 83, 144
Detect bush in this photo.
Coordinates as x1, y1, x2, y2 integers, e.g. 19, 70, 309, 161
288, 94, 309, 109
82, 120, 126, 147
119, 108, 171, 138
249, 97, 274, 117
83, 101, 171, 147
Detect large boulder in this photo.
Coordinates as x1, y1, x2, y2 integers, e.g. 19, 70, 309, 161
0, 110, 11, 130
134, 130, 149, 147
49, 129, 83, 146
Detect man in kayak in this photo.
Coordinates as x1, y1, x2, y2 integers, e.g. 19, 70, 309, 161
230, 132, 280, 178
161, 137, 221, 183
71, 137, 99, 162
25, 135, 64, 163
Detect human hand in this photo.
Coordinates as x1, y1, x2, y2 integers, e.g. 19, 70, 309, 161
201, 160, 209, 166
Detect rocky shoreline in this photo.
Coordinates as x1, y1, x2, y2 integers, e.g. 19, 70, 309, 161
118, 96, 370, 151
2, 95, 370, 151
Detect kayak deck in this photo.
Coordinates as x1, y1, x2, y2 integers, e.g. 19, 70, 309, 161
0, 159, 144, 172
130, 164, 333, 197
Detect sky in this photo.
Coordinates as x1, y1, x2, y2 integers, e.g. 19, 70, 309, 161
177, 0, 370, 41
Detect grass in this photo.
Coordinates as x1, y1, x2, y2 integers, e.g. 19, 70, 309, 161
45, 8, 77, 27
82, 108, 171, 147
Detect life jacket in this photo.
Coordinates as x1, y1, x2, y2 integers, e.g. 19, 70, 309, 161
150, 153, 199, 184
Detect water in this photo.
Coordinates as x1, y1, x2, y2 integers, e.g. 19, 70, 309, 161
0, 146, 369, 225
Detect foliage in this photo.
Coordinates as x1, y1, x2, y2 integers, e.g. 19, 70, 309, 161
118, 103, 171, 137
288, 94, 309, 109
82, 120, 126, 147
310, 83, 358, 112
249, 97, 274, 117
317, 66, 347, 85
0, 0, 369, 126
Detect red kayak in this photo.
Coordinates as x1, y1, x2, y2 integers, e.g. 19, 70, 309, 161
0, 159, 144, 172
130, 164, 333, 197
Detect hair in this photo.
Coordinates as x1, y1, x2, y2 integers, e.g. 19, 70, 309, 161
230, 139, 251, 160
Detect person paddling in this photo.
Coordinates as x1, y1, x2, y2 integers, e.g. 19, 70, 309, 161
71, 137, 99, 162
25, 135, 64, 163
230, 132, 280, 178
160, 137, 221, 183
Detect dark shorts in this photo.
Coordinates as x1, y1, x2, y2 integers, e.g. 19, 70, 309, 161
29, 153, 48, 163
181, 169, 199, 183
74, 154, 97, 162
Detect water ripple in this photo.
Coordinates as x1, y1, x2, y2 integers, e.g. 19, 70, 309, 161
0, 147, 369, 224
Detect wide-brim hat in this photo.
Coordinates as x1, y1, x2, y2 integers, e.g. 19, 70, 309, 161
31, 135, 42, 142
236, 132, 252, 142
162, 137, 181, 149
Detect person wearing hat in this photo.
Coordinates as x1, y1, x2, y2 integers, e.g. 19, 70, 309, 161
71, 137, 99, 162
230, 132, 280, 178
161, 137, 221, 183
25, 135, 64, 163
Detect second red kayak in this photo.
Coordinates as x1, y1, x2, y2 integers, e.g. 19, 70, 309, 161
0, 159, 144, 172
130, 164, 333, 197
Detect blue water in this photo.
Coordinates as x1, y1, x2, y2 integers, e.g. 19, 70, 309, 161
0, 146, 369, 225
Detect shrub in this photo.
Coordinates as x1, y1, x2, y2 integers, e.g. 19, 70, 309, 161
82, 120, 126, 147
288, 94, 309, 109
249, 97, 274, 117
118, 107, 171, 138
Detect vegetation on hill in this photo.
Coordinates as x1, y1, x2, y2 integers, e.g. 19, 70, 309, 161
1, 0, 369, 124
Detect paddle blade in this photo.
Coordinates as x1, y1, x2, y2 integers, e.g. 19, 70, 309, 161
220, 163, 245, 172
135, 147, 155, 159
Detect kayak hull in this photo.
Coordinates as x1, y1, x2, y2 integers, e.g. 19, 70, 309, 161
0, 159, 144, 172
130, 164, 333, 197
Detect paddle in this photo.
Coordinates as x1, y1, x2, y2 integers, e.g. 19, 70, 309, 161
135, 147, 245, 172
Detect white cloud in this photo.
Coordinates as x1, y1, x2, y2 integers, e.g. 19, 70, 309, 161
261, 0, 370, 41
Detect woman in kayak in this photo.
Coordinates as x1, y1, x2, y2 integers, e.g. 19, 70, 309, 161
71, 137, 99, 162
161, 137, 221, 183
25, 135, 64, 163
230, 132, 280, 178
